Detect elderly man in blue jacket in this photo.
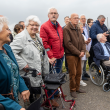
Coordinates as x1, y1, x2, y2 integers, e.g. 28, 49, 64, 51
90, 15, 109, 46
93, 34, 110, 67
89, 15, 109, 66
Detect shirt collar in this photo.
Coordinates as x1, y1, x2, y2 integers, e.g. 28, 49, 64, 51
100, 42, 105, 45
51, 21, 58, 26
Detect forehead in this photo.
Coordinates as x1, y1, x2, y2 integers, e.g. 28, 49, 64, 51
65, 17, 69, 20
73, 14, 79, 18
29, 20, 38, 24
49, 9, 57, 13
80, 15, 86, 19
100, 18, 105, 21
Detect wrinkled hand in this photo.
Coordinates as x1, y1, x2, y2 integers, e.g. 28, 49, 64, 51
23, 64, 29, 72
20, 108, 26, 110
20, 90, 30, 102
79, 52, 84, 57
49, 57, 56, 65
103, 32, 109, 36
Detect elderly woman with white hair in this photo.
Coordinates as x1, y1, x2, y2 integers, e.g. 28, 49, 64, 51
0, 16, 30, 110
10, 15, 49, 103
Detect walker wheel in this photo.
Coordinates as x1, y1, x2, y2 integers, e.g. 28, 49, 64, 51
103, 82, 110, 92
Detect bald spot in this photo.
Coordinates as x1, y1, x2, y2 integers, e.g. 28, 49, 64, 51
0, 15, 4, 17
70, 13, 78, 18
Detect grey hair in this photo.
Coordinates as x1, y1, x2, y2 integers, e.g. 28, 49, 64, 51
48, 7, 58, 14
97, 33, 103, 41
0, 16, 8, 32
25, 15, 41, 27
79, 14, 86, 18
97, 15, 106, 20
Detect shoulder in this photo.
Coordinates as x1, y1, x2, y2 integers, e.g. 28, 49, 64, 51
14, 30, 27, 41
3, 44, 12, 51
93, 42, 101, 48
41, 20, 49, 28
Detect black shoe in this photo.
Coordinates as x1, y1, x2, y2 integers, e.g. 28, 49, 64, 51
82, 76, 88, 81
84, 73, 90, 78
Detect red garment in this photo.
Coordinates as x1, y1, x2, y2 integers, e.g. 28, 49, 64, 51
40, 20, 64, 59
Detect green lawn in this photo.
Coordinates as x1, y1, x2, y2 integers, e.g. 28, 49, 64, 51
62, 60, 89, 72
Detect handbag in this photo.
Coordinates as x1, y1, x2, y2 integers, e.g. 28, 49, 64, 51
86, 50, 90, 58
44, 73, 66, 84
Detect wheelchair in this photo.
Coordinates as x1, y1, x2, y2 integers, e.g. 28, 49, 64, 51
22, 67, 76, 110
89, 61, 110, 92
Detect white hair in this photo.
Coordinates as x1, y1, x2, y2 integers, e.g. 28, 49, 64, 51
80, 14, 86, 18
0, 16, 8, 32
25, 15, 41, 27
97, 34, 103, 42
48, 7, 58, 14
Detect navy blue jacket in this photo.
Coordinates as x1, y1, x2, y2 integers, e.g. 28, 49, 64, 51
90, 20, 108, 46
93, 42, 110, 67
0, 44, 28, 110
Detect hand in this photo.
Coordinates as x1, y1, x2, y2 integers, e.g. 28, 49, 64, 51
79, 52, 84, 57
20, 90, 30, 102
37, 73, 41, 75
23, 64, 29, 72
103, 32, 109, 36
20, 108, 26, 110
49, 57, 56, 65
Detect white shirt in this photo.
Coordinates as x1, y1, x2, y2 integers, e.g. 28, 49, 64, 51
81, 34, 91, 60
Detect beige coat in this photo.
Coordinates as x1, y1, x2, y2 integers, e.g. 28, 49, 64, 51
10, 29, 49, 87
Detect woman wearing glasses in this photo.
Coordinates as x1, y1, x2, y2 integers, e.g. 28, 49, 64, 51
10, 15, 49, 103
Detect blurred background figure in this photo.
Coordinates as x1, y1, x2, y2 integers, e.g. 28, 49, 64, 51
62, 16, 69, 29
80, 14, 91, 81
13, 24, 23, 37
78, 23, 91, 86
62, 16, 70, 74
19, 21, 25, 29
87, 18, 94, 29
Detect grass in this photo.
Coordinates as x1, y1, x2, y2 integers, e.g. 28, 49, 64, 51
62, 60, 89, 72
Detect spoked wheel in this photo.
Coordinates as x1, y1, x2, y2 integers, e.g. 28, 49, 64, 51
89, 62, 104, 86
103, 83, 110, 92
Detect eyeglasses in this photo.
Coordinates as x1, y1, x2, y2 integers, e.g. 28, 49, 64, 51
29, 24, 40, 27
73, 17, 80, 20
49, 12, 58, 15
80, 18, 86, 20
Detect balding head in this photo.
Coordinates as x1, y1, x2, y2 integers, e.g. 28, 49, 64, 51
70, 13, 79, 27
0, 15, 4, 17
70, 13, 78, 19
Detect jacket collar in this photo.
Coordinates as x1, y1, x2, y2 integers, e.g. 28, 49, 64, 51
69, 22, 78, 30
48, 19, 60, 28
96, 20, 104, 27
2, 44, 18, 67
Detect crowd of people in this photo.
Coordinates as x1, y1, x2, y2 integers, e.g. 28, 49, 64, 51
0, 7, 110, 110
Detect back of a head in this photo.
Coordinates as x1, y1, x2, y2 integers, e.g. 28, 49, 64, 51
14, 24, 23, 34
0, 16, 8, 32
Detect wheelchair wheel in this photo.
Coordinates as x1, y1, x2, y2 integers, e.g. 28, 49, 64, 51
103, 83, 110, 92
89, 62, 104, 86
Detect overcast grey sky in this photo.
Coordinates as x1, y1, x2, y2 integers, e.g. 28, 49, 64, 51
0, 0, 110, 30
